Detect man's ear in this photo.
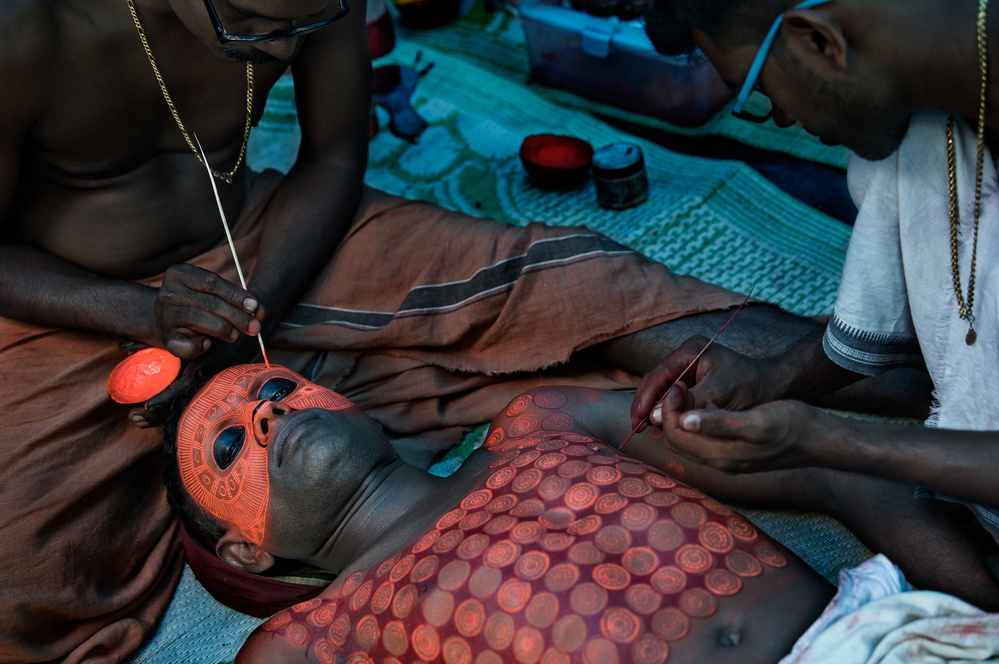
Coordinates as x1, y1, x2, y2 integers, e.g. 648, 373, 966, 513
216, 527, 276, 574
782, 8, 848, 72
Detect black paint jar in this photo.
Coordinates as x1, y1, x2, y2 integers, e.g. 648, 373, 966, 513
591, 142, 649, 210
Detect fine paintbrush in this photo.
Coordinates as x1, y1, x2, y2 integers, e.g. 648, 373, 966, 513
194, 135, 270, 367
618, 284, 756, 450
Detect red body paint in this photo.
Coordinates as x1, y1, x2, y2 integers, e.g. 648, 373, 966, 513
238, 388, 784, 663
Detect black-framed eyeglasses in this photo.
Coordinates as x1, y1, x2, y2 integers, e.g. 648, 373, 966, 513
732, 91, 775, 124
730, 0, 830, 123
203, 0, 350, 43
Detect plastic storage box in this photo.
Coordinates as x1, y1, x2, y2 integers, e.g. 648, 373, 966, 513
519, 0, 731, 126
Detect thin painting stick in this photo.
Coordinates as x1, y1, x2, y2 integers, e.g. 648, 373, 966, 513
194, 135, 270, 368
618, 283, 757, 450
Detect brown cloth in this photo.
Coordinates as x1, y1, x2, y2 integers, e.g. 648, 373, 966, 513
0, 180, 744, 663
272, 187, 745, 445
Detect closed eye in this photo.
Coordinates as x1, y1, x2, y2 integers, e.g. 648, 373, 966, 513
257, 377, 297, 402
213, 426, 246, 470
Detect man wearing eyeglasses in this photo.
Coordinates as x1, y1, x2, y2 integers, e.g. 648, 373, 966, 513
0, 0, 875, 661
637, 0, 999, 605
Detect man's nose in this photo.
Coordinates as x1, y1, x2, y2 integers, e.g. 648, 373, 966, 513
252, 36, 298, 61
771, 105, 797, 128
253, 401, 290, 445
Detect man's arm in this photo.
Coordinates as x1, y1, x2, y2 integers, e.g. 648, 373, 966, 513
236, 0, 372, 337
657, 386, 999, 510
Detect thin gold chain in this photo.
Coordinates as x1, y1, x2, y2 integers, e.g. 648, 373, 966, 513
947, 0, 989, 345
125, 0, 253, 184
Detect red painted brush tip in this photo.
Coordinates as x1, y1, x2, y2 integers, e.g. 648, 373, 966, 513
107, 348, 181, 404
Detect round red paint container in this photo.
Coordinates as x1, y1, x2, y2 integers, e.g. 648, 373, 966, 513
366, 2, 396, 60
520, 134, 594, 189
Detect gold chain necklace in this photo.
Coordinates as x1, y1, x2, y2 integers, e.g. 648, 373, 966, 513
126, 0, 253, 184
947, 0, 990, 346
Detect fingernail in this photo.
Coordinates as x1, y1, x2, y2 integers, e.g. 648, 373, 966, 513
681, 412, 700, 432
244, 297, 258, 312
651, 406, 662, 425
249, 320, 261, 335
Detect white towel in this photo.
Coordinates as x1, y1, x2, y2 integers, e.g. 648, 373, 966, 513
781, 555, 999, 664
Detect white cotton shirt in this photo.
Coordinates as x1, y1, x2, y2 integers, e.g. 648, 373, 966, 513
825, 112, 999, 431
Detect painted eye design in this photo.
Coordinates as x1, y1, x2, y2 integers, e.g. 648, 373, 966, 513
213, 425, 246, 470
257, 377, 297, 402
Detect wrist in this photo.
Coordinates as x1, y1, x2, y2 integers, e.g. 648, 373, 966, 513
796, 407, 840, 467
756, 354, 795, 401
769, 335, 840, 400
112, 282, 160, 344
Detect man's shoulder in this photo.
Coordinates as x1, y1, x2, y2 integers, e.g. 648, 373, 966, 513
0, 1, 58, 58
486, 386, 595, 450
0, 0, 58, 99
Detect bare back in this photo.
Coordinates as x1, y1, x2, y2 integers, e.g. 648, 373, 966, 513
1, 0, 291, 278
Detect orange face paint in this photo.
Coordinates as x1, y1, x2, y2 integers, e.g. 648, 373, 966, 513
177, 364, 354, 545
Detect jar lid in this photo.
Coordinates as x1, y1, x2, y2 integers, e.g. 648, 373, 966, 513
592, 142, 645, 178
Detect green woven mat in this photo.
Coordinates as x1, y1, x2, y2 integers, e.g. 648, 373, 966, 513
376, 42, 849, 316
393, 1, 850, 169
250, 51, 849, 317
131, 564, 261, 664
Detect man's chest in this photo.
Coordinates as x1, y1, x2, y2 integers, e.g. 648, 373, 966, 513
28, 26, 282, 181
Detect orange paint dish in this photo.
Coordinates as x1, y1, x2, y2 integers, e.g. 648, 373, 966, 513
107, 348, 181, 404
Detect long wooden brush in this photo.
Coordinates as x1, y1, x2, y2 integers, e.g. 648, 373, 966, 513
194, 135, 270, 367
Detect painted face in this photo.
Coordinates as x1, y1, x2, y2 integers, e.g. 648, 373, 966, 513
177, 364, 354, 545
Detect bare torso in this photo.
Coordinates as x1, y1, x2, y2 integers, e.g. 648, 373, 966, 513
237, 387, 833, 663
4, 0, 292, 278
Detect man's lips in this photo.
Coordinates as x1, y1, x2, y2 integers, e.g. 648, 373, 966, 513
272, 412, 319, 467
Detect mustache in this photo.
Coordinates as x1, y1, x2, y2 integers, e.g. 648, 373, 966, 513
224, 47, 278, 64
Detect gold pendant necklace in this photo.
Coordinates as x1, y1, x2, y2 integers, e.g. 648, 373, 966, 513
946, 0, 990, 346
126, 0, 253, 184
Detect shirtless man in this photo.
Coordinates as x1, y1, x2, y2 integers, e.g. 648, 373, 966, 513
165, 364, 834, 663
163, 365, 995, 662
1, 1, 850, 660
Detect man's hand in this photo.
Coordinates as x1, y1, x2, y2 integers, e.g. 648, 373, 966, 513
656, 385, 826, 474
630, 335, 781, 431
125, 264, 267, 428
151, 264, 264, 359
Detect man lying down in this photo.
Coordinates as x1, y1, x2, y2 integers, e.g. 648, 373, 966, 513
164, 364, 999, 663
